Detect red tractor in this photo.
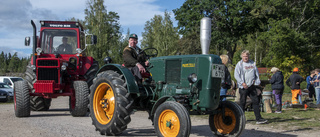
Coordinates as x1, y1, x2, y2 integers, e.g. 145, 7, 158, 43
14, 20, 98, 117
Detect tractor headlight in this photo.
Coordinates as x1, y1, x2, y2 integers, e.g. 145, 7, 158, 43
36, 48, 42, 55
188, 73, 197, 83
76, 48, 82, 54
61, 62, 68, 71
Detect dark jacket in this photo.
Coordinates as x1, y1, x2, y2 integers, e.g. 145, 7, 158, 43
122, 46, 146, 68
286, 72, 304, 90
221, 65, 232, 89
269, 71, 284, 90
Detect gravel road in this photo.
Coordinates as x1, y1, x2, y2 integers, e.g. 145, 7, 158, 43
0, 97, 318, 137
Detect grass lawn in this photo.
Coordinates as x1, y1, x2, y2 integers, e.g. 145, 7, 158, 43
244, 93, 320, 131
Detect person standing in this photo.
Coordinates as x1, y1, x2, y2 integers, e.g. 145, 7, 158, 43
286, 68, 304, 105
312, 69, 320, 105
269, 67, 284, 113
234, 50, 267, 124
219, 55, 231, 101
306, 70, 316, 101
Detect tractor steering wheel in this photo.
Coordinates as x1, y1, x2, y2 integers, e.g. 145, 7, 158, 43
139, 48, 158, 59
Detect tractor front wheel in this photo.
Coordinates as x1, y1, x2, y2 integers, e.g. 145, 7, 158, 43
70, 81, 90, 117
25, 64, 51, 111
89, 70, 133, 135
209, 101, 246, 137
14, 81, 30, 117
154, 101, 191, 137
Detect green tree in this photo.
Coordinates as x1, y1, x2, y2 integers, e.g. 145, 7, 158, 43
84, 0, 122, 64
8, 53, 20, 72
141, 11, 179, 56
173, 0, 256, 61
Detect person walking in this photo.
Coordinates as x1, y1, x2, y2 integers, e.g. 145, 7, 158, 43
219, 55, 231, 101
234, 50, 267, 124
269, 67, 284, 113
286, 68, 304, 105
306, 70, 316, 101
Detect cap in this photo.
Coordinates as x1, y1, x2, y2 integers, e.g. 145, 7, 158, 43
293, 67, 299, 72
129, 33, 138, 39
62, 36, 68, 39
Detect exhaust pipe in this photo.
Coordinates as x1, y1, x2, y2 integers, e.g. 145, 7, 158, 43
31, 20, 37, 65
200, 17, 211, 54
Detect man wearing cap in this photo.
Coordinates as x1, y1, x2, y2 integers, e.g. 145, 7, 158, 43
123, 33, 148, 85
286, 68, 304, 104
57, 36, 72, 54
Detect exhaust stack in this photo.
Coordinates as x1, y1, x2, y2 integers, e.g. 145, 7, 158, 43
200, 17, 211, 54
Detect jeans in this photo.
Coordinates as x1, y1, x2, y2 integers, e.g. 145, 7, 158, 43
220, 88, 228, 101
316, 88, 320, 105
239, 86, 262, 120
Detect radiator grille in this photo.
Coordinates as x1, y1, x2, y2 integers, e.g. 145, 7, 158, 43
38, 60, 58, 66
166, 60, 181, 83
38, 68, 59, 83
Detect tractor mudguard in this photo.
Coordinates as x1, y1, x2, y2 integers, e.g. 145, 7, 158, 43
150, 96, 175, 118
96, 64, 139, 93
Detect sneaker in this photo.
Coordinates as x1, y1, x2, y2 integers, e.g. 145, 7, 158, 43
275, 111, 282, 113
256, 118, 268, 124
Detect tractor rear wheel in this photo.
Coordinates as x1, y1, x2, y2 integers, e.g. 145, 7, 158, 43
70, 80, 90, 117
154, 101, 191, 137
14, 81, 30, 117
209, 101, 246, 137
84, 60, 99, 88
25, 65, 51, 111
89, 70, 133, 135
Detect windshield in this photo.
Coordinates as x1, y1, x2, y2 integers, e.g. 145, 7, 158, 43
11, 78, 23, 82
41, 29, 78, 54
0, 83, 11, 88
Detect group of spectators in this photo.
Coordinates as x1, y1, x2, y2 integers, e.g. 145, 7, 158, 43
219, 49, 320, 124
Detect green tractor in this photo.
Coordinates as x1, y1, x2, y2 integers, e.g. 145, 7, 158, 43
89, 17, 245, 136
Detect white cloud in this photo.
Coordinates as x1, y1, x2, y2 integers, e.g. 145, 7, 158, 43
105, 0, 163, 26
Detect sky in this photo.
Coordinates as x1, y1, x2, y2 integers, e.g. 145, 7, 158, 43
0, 0, 185, 58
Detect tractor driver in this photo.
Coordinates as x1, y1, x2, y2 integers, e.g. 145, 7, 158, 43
122, 33, 149, 85
56, 36, 73, 54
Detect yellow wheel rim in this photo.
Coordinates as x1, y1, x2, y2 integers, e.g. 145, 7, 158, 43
158, 109, 180, 137
93, 82, 115, 125
213, 108, 236, 134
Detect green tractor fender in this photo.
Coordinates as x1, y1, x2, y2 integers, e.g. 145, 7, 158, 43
95, 64, 139, 93
150, 96, 176, 118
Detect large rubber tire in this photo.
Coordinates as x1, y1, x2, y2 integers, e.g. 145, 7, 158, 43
209, 101, 246, 137
84, 60, 99, 88
70, 81, 90, 117
14, 81, 30, 117
89, 70, 133, 135
154, 101, 191, 137
25, 65, 52, 111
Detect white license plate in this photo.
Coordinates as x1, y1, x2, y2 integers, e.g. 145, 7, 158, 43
212, 64, 225, 78
0, 96, 7, 98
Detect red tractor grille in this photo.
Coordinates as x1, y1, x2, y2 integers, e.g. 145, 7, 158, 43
38, 68, 59, 83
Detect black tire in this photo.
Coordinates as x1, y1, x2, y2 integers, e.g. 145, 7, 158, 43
70, 81, 90, 117
89, 70, 133, 135
25, 65, 52, 111
154, 101, 191, 137
14, 81, 30, 117
84, 60, 99, 88
209, 101, 246, 137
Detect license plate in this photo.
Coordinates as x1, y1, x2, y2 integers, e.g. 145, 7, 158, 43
212, 64, 225, 78
0, 96, 6, 99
